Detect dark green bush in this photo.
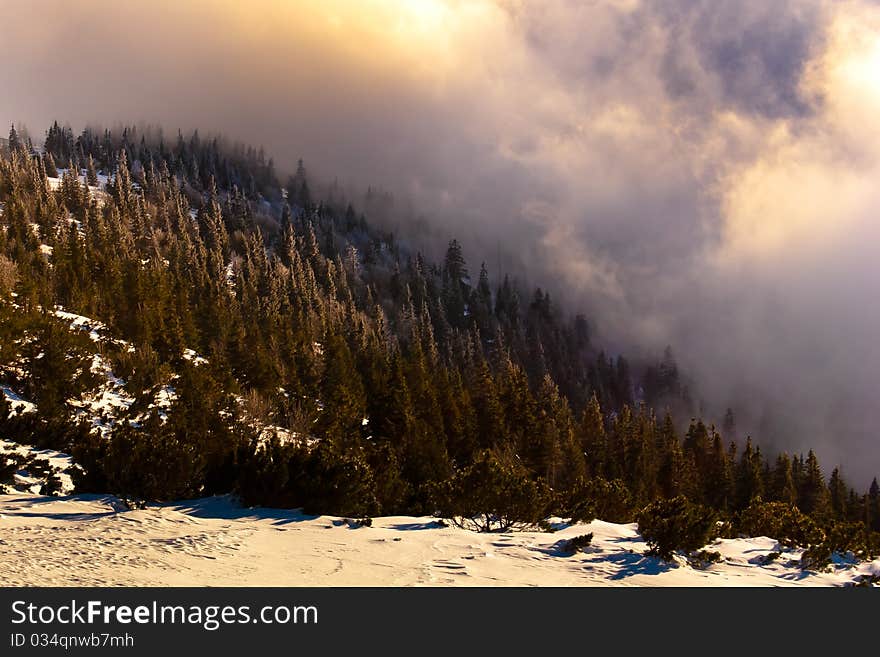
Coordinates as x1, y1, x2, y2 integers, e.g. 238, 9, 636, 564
688, 549, 723, 569
823, 521, 870, 559
235, 437, 380, 518
736, 500, 823, 548
39, 472, 64, 496
637, 496, 717, 561
561, 533, 594, 553
800, 544, 833, 571
100, 420, 209, 501
433, 450, 554, 532
299, 443, 379, 518
563, 476, 633, 524
800, 521, 871, 571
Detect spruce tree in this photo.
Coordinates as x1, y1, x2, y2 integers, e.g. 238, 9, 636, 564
799, 450, 831, 521
769, 453, 798, 505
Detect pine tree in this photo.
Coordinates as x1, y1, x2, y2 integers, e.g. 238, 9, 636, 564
44, 153, 58, 178
828, 467, 848, 520
442, 239, 468, 329
722, 408, 737, 442
867, 478, 880, 533
656, 413, 692, 499
734, 438, 764, 511
8, 125, 22, 154
579, 393, 607, 478
315, 334, 367, 445
799, 450, 830, 521
705, 432, 733, 511
86, 155, 99, 186
769, 453, 798, 505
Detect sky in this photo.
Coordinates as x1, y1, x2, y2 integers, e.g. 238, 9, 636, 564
2, 0, 880, 482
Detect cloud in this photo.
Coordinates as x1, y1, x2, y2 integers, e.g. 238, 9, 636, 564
1, 0, 879, 481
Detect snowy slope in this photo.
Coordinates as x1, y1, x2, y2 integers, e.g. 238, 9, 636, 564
0, 305, 200, 436
0, 494, 877, 587
0, 441, 76, 495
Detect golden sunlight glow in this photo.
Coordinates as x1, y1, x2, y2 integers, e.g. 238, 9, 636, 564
715, 7, 880, 264
398, 0, 449, 28
813, 7, 880, 117
838, 36, 880, 102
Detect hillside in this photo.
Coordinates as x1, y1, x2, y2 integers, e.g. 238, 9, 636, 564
0, 123, 879, 584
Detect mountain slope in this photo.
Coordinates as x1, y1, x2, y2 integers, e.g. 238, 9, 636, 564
1, 124, 878, 581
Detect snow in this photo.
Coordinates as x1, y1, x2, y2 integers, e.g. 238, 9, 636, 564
46, 169, 108, 204
54, 308, 108, 343
182, 348, 208, 366
40, 306, 210, 433
257, 425, 300, 446
1, 385, 36, 415
0, 494, 876, 587
68, 357, 135, 436
0, 440, 75, 495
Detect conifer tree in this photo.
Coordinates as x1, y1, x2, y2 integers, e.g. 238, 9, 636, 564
828, 467, 849, 520
734, 438, 764, 511
579, 393, 607, 478
86, 155, 99, 186
44, 153, 58, 178
769, 453, 798, 505
799, 450, 831, 521
315, 334, 367, 445
867, 478, 880, 532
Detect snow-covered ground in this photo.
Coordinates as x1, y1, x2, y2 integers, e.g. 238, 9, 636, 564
0, 494, 876, 587
1, 385, 36, 416
46, 169, 108, 204
0, 440, 76, 495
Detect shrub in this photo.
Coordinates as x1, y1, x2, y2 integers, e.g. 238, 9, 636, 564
300, 444, 379, 518
69, 431, 111, 493
824, 521, 870, 560
637, 496, 717, 561
800, 544, 833, 571
736, 500, 823, 548
433, 450, 554, 532
800, 521, 871, 571
100, 420, 209, 501
234, 436, 300, 508
561, 533, 594, 554
853, 574, 880, 587
563, 476, 633, 524
688, 549, 723, 569
40, 472, 64, 496
0, 452, 19, 483
236, 439, 380, 518
763, 551, 781, 564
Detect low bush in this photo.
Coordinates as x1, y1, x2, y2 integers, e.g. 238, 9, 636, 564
560, 533, 594, 554
432, 450, 554, 532
688, 549, 723, 569
637, 496, 717, 561
736, 500, 823, 548
563, 476, 633, 524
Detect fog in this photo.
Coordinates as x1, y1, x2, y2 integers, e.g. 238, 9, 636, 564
2, 0, 879, 482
